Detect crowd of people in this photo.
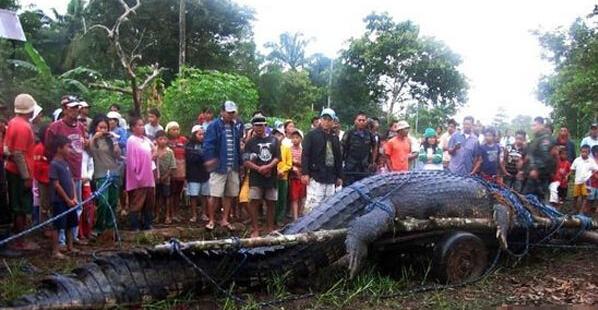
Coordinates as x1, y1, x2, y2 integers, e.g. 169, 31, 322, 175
0, 92, 597, 259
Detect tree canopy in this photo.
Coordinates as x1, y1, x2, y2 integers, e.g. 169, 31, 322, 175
1, 2, 474, 133
336, 13, 468, 126
536, 11, 598, 138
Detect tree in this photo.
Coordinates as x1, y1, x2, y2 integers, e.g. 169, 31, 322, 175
339, 13, 468, 124
0, 0, 18, 10
88, 0, 163, 114
510, 114, 532, 136
258, 64, 319, 125
491, 106, 509, 134
162, 68, 258, 131
265, 32, 311, 70
535, 13, 598, 138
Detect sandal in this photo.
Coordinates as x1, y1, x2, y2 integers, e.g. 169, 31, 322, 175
205, 222, 215, 230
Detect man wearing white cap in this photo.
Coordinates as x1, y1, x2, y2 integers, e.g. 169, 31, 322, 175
203, 100, 243, 230
45, 96, 88, 245
301, 108, 343, 214
2, 94, 39, 254
77, 101, 92, 132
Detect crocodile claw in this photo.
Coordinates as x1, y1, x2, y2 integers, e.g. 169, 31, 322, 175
346, 236, 368, 279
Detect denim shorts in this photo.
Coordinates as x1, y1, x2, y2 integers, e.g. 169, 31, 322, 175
588, 187, 598, 201
187, 182, 210, 197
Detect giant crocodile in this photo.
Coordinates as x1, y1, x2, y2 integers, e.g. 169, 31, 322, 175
6, 170, 598, 309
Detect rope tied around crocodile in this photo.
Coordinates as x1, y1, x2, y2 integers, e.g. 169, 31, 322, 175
0, 171, 121, 248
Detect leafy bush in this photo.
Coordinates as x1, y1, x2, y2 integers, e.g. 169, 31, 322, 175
162, 67, 258, 132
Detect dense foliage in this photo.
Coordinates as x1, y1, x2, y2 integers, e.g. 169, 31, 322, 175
162, 68, 258, 131
536, 9, 598, 138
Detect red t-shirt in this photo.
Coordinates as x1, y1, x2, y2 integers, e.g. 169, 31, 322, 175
384, 136, 411, 172
554, 159, 571, 188
45, 119, 86, 180
33, 143, 50, 184
168, 135, 187, 179
4, 116, 35, 176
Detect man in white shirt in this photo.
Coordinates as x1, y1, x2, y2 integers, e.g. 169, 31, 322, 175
144, 108, 163, 141
580, 123, 598, 158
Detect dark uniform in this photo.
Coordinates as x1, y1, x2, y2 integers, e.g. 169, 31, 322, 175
523, 129, 556, 201
342, 128, 375, 186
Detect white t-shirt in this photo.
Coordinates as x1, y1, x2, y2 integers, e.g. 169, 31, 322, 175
144, 123, 163, 140
571, 156, 598, 185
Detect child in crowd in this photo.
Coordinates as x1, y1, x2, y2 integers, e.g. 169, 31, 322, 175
418, 128, 443, 170
155, 130, 176, 224
583, 145, 598, 214
33, 125, 50, 230
472, 127, 506, 184
185, 125, 210, 223
89, 116, 121, 241
570, 145, 598, 213
549, 147, 570, 207
165, 122, 187, 221
556, 148, 571, 204
78, 145, 95, 240
289, 130, 305, 220
273, 128, 292, 225
49, 135, 79, 259
376, 155, 389, 174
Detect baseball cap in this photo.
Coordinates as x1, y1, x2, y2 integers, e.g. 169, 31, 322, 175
13, 93, 37, 114
61, 95, 81, 108
320, 108, 336, 119
222, 100, 238, 113
591, 123, 598, 129
396, 120, 410, 130
78, 101, 89, 108
106, 111, 122, 120
191, 124, 203, 134
251, 113, 267, 125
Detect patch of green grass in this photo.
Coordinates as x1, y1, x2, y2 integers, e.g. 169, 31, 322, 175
0, 259, 36, 303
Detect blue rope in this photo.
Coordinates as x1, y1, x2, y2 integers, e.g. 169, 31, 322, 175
352, 185, 394, 217
0, 172, 117, 247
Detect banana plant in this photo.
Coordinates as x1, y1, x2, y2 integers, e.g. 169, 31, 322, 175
7, 42, 100, 93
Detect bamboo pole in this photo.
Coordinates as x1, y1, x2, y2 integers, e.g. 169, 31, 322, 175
152, 216, 598, 254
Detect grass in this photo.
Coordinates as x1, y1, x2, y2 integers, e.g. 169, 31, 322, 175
0, 259, 36, 302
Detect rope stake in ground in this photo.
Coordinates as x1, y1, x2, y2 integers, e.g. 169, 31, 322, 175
0, 172, 118, 248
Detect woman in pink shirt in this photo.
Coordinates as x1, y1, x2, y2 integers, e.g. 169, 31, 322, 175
126, 117, 156, 230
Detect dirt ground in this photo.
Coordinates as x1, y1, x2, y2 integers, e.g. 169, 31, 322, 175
1, 210, 598, 309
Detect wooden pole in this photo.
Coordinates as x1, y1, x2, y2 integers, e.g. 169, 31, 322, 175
151, 215, 598, 254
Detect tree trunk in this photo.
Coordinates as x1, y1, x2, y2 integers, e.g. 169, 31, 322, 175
178, 0, 186, 72
131, 77, 140, 115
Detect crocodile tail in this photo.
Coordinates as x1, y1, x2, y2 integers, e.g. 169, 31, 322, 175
8, 249, 227, 309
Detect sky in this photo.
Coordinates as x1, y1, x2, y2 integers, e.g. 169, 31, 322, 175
22, 0, 596, 124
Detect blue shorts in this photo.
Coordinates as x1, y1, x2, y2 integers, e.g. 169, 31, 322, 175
52, 201, 79, 230
588, 187, 598, 201
187, 182, 210, 197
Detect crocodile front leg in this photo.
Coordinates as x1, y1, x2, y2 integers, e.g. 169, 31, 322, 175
345, 200, 395, 278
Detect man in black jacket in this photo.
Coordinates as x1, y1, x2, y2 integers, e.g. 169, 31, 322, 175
342, 112, 376, 186
301, 108, 342, 213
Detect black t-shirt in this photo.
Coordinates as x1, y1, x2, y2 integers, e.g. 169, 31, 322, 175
243, 135, 280, 188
